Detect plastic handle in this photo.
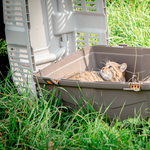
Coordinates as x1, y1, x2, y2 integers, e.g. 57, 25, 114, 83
123, 83, 141, 92
123, 88, 141, 92
43, 78, 59, 86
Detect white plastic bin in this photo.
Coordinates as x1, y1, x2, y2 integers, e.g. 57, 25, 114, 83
3, 0, 109, 94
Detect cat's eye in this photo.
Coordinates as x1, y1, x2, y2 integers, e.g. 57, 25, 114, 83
108, 66, 113, 69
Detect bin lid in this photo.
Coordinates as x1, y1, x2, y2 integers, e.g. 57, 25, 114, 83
30, 0, 109, 69
3, 0, 109, 94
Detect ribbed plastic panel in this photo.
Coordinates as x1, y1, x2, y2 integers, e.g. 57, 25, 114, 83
73, 0, 106, 15
3, 0, 108, 94
73, 0, 109, 50
3, 0, 36, 94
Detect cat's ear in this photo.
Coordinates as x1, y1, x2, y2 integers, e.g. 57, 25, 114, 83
119, 63, 127, 72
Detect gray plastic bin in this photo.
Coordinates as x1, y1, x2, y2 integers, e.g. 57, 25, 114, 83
33, 45, 150, 120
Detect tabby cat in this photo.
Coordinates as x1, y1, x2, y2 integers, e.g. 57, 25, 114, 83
64, 61, 127, 82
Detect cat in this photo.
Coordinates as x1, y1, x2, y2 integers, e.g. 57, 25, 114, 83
64, 61, 127, 82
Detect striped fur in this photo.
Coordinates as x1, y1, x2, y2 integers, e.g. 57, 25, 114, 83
64, 61, 127, 82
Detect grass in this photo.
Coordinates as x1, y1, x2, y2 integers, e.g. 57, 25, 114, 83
0, 39, 7, 56
1, 0, 150, 149
107, 0, 150, 47
1, 78, 150, 149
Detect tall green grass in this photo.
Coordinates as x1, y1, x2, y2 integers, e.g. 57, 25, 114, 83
1, 0, 150, 149
1, 78, 150, 149
107, 0, 150, 47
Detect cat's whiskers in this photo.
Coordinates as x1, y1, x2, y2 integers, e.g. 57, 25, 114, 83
126, 70, 134, 74
100, 61, 105, 65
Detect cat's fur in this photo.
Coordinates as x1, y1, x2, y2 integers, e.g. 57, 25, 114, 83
64, 61, 127, 82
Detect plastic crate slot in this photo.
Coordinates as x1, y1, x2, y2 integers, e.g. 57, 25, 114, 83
74, 3, 82, 6
9, 6, 22, 11
10, 61, 29, 66
10, 55, 29, 60
89, 33, 99, 37
18, 53, 29, 58
5, 6, 11, 9
8, 49, 28, 57
10, 63, 29, 68
103, 0, 106, 7
13, 77, 24, 82
13, 78, 33, 85
11, 65, 30, 70
25, 0, 28, 4
5, 19, 23, 22
20, 59, 29, 63
31, 57, 35, 63
16, 50, 28, 54
4, 0, 22, 5
104, 7, 106, 15
4, 11, 11, 14
89, 38, 99, 42
77, 32, 85, 36
13, 68, 29, 73
8, 50, 27, 55
14, 12, 23, 15
13, 80, 32, 86
78, 47, 83, 50
5, 1, 11, 3
11, 66, 30, 70
86, 3, 96, 7
12, 69, 30, 76
10, 60, 29, 66
5, 16, 11, 19
16, 22, 24, 26
14, 75, 29, 80
15, 16, 23, 20
25, 5, 29, 14
5, 14, 23, 17
87, 8, 97, 12
13, 81, 34, 88
77, 42, 85, 45
14, 72, 30, 77
5, 21, 13, 25
77, 37, 85, 41
15, 2, 22, 5
9, 47, 27, 53
14, 70, 32, 75
74, 7, 83, 11
89, 43, 99, 46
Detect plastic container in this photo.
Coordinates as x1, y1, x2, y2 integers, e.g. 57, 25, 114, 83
33, 45, 150, 120
3, 0, 108, 94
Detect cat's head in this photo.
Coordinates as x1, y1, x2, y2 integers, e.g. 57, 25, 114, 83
100, 61, 127, 82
